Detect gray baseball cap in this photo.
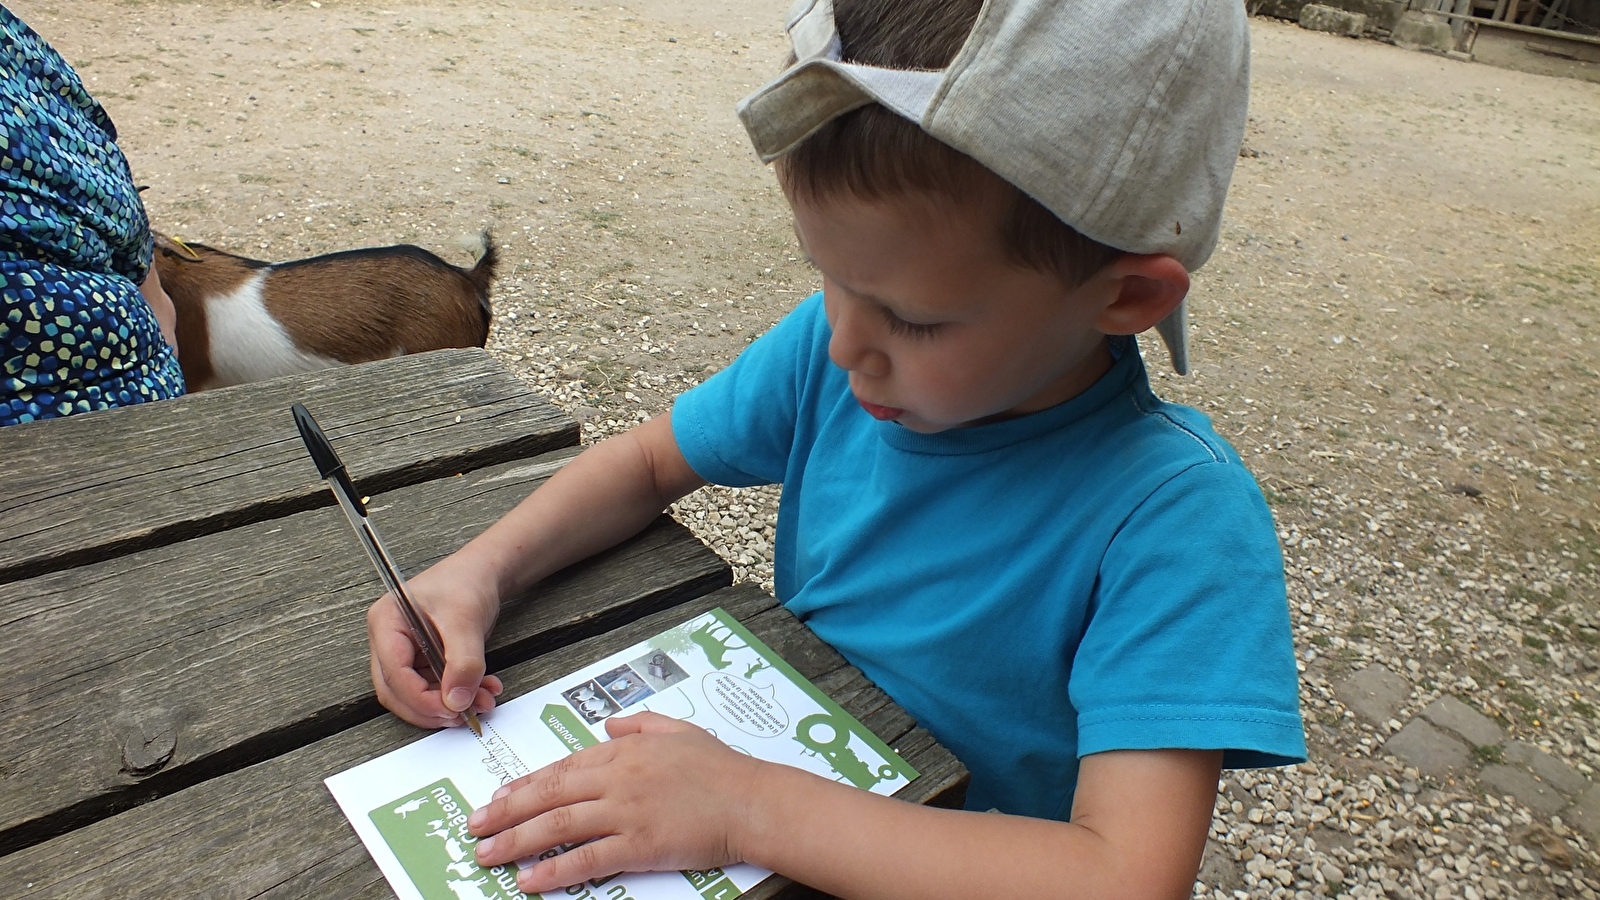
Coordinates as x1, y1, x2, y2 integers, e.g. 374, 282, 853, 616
736, 0, 1252, 375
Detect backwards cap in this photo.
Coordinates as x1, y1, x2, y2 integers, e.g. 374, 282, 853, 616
736, 0, 1251, 375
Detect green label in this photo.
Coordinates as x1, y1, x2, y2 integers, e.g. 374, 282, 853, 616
706, 609, 917, 783
369, 778, 529, 900
682, 868, 742, 900
542, 703, 598, 753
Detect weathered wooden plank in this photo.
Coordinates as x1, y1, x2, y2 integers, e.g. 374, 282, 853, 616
739, 603, 850, 679
2, 586, 967, 900
0, 449, 730, 854
0, 348, 579, 584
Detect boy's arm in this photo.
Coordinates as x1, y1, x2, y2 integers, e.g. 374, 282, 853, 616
471, 713, 1221, 900
748, 747, 1222, 900
369, 412, 707, 727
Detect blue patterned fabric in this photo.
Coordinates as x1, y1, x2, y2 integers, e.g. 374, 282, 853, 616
0, 7, 184, 427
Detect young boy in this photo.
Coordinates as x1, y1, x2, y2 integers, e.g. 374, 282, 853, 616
368, 0, 1307, 897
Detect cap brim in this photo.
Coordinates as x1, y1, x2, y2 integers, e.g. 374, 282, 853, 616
737, 59, 944, 163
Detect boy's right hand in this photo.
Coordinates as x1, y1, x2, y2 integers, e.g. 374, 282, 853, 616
367, 560, 504, 729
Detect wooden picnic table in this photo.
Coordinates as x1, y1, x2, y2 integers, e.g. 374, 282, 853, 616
0, 348, 967, 899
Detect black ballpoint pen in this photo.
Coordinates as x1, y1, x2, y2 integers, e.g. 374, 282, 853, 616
291, 402, 484, 736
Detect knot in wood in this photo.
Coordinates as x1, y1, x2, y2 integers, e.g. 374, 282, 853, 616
119, 722, 178, 776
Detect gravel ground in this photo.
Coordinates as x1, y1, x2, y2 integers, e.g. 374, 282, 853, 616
31, 1, 1600, 896
489, 20, 1600, 898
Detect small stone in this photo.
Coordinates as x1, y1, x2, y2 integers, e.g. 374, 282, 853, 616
1522, 823, 1576, 869
1391, 10, 1456, 51
1298, 3, 1368, 36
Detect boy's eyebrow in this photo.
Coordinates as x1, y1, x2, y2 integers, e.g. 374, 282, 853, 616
789, 223, 933, 318
830, 275, 935, 320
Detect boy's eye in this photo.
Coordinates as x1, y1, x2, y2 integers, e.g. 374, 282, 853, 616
878, 306, 942, 339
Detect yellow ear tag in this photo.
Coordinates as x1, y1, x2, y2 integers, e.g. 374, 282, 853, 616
169, 236, 202, 260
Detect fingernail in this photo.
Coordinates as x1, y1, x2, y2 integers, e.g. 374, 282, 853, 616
447, 688, 473, 711
476, 836, 496, 858
468, 809, 485, 829
492, 784, 510, 801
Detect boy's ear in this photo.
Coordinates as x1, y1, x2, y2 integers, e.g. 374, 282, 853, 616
1092, 254, 1190, 337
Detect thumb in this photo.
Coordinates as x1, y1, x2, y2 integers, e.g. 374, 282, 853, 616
436, 622, 487, 714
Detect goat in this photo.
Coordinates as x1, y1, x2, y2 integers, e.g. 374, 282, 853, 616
152, 231, 496, 391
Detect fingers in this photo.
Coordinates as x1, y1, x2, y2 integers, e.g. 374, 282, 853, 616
467, 731, 751, 891
367, 570, 502, 726
516, 836, 633, 896
604, 710, 697, 738
439, 638, 487, 714
368, 596, 450, 728
473, 752, 604, 838
472, 755, 611, 865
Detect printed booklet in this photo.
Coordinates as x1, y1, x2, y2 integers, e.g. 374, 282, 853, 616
326, 608, 917, 900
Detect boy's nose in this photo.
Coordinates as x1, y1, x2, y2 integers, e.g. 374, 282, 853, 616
827, 299, 889, 377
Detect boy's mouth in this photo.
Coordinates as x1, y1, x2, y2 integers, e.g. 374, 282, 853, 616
857, 398, 905, 421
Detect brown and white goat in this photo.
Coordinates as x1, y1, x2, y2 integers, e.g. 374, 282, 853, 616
152, 232, 497, 391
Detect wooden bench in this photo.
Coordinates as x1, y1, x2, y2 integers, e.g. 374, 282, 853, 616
0, 349, 966, 899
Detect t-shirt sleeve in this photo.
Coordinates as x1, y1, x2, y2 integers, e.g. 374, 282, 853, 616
1070, 460, 1307, 769
671, 293, 827, 488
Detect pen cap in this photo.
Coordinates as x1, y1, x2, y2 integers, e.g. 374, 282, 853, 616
291, 403, 365, 514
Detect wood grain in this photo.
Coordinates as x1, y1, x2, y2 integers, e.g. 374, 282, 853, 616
0, 348, 578, 584
1, 584, 968, 900
0, 450, 730, 854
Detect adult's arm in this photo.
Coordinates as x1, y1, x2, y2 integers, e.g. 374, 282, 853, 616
138, 263, 178, 350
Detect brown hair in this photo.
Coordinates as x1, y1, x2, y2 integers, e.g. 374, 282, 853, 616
775, 0, 1122, 288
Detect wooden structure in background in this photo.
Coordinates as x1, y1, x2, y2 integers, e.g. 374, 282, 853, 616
1409, 0, 1600, 56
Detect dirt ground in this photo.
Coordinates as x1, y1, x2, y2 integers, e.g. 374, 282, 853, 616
22, 0, 1600, 896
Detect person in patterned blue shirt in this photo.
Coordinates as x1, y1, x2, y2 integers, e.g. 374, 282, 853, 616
0, 7, 184, 427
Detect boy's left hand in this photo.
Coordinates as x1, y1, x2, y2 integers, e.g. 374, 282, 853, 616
469, 712, 763, 894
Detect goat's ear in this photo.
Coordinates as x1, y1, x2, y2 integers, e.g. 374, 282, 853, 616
152, 232, 202, 261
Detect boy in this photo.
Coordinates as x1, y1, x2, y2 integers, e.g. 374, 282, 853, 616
368, 0, 1307, 897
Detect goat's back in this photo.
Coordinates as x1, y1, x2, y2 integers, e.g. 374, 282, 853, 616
266, 244, 494, 362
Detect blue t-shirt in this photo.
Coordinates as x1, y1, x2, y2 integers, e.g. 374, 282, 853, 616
673, 293, 1305, 819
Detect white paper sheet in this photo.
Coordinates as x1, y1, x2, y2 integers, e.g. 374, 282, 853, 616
326, 608, 916, 900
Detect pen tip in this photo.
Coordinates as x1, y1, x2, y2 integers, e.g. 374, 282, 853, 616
465, 710, 483, 737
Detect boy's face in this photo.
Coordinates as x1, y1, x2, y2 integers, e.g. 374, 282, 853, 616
791, 191, 1118, 434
